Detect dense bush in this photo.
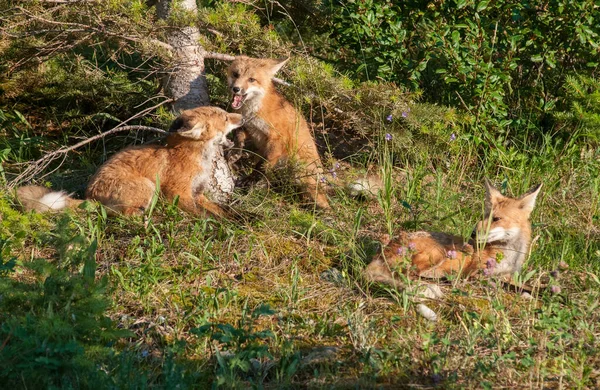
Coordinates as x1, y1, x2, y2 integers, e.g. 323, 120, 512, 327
325, 0, 600, 131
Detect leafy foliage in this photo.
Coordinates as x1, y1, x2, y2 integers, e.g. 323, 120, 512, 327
325, 0, 600, 131
554, 75, 600, 142
0, 214, 131, 388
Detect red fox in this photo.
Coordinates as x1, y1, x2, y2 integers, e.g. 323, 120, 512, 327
16, 107, 243, 218
365, 180, 542, 286
226, 56, 330, 209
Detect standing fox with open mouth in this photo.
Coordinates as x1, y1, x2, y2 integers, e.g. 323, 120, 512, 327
365, 180, 542, 287
226, 56, 330, 210
16, 107, 243, 218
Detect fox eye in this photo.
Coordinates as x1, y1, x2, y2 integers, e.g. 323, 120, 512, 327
492, 217, 501, 222
248, 77, 256, 83
232, 72, 239, 78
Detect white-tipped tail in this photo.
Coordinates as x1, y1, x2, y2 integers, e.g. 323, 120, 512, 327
346, 176, 383, 198
38, 191, 71, 210
16, 185, 81, 212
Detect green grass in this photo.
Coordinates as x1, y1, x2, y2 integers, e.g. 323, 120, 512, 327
1, 117, 599, 388
1, 7, 599, 385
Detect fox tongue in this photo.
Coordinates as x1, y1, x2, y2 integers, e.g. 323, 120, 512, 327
232, 95, 243, 109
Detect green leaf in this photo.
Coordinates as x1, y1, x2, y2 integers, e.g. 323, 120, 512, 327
476, 0, 489, 12
530, 55, 543, 63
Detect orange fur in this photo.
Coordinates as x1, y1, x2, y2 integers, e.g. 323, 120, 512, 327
17, 107, 242, 218
365, 180, 542, 285
227, 56, 329, 209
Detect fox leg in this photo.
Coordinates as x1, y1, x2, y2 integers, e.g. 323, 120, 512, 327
364, 256, 404, 289
172, 191, 227, 219
298, 160, 330, 210
227, 128, 248, 165
88, 177, 155, 216
301, 174, 330, 209
194, 194, 227, 218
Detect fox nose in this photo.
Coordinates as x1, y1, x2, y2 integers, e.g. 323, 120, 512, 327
232, 86, 240, 93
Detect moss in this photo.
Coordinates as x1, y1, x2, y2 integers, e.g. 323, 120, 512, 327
0, 193, 51, 255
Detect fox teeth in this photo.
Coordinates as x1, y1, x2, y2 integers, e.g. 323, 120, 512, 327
232, 95, 245, 109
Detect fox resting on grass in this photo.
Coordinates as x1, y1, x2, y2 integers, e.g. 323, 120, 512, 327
365, 179, 542, 287
227, 55, 330, 210
16, 107, 242, 218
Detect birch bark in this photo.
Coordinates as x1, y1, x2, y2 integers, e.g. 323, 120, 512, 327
156, 0, 210, 111
156, 0, 235, 205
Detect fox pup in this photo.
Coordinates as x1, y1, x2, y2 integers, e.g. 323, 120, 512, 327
365, 180, 542, 286
227, 56, 330, 209
16, 107, 243, 217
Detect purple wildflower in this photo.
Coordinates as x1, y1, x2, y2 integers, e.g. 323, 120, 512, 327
450, 133, 457, 142
335, 162, 341, 170
320, 176, 327, 183
408, 242, 417, 251
331, 171, 337, 179
483, 257, 496, 276
396, 246, 407, 256
401, 111, 408, 118
447, 250, 457, 259
551, 285, 561, 294
386, 114, 393, 122
385, 133, 392, 141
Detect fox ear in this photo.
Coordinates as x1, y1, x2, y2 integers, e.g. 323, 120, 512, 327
181, 121, 207, 139
519, 183, 542, 213
266, 58, 289, 76
484, 178, 503, 211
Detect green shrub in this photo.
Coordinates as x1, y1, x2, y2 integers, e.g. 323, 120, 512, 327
325, 0, 600, 131
0, 215, 131, 388
554, 75, 600, 143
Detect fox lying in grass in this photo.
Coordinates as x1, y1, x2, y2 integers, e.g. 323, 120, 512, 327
226, 55, 330, 210
17, 107, 243, 218
365, 179, 542, 286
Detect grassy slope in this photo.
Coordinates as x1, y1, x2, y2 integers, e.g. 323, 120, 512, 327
1, 118, 599, 388
1, 3, 599, 388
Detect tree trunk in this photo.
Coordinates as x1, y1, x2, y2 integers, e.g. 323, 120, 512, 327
156, 0, 210, 112
156, 0, 235, 205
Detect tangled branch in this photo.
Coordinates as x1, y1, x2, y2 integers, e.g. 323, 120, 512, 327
9, 125, 168, 189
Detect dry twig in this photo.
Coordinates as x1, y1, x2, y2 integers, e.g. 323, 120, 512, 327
9, 125, 167, 189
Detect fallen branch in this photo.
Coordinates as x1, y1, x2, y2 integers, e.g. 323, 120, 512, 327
9, 125, 167, 189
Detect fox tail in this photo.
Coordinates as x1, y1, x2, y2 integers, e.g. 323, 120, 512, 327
16, 185, 83, 212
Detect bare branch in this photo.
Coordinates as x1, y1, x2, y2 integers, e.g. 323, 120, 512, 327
9, 97, 173, 188
9, 125, 168, 189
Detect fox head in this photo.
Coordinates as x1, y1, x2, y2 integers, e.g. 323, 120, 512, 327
169, 106, 243, 141
473, 179, 542, 246
227, 56, 289, 111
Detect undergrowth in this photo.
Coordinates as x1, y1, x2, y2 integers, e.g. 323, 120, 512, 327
0, 1, 599, 389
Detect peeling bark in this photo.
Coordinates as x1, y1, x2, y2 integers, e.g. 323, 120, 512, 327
156, 0, 235, 203
156, 0, 209, 112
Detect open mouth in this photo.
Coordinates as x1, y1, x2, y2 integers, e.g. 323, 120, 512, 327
231, 94, 247, 109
